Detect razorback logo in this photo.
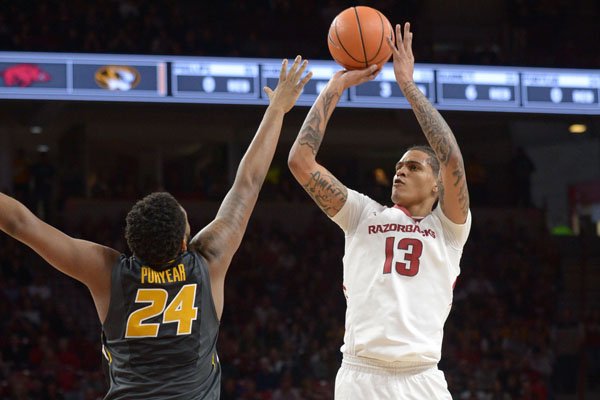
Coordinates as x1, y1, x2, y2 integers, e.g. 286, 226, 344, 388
1, 64, 50, 87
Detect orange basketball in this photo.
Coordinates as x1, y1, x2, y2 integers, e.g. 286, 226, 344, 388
327, 6, 395, 70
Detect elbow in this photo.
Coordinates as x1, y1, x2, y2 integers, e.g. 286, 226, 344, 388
2, 204, 30, 239
288, 154, 317, 183
287, 150, 309, 176
288, 146, 319, 182
1, 218, 18, 238
287, 152, 300, 173
287, 156, 305, 180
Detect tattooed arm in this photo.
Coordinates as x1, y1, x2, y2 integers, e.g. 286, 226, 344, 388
388, 23, 469, 223
288, 66, 379, 217
190, 57, 311, 318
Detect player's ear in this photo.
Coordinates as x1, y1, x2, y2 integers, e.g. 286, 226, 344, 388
181, 238, 188, 251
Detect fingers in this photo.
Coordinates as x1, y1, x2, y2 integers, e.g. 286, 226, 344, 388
392, 23, 413, 59
403, 22, 413, 56
363, 64, 378, 77
263, 86, 273, 99
396, 24, 403, 53
298, 70, 313, 89
372, 65, 382, 79
338, 65, 379, 87
359, 65, 380, 84
275, 56, 311, 94
279, 59, 288, 81
386, 35, 396, 52
292, 58, 309, 83
333, 70, 346, 79
353, 65, 378, 75
286, 55, 302, 81
280, 55, 308, 85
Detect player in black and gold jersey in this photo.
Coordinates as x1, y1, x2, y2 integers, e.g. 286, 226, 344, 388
0, 56, 312, 399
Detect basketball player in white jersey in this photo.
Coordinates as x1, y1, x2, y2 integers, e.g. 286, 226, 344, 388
288, 23, 471, 399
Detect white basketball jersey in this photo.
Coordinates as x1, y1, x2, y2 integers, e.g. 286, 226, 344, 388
331, 189, 471, 364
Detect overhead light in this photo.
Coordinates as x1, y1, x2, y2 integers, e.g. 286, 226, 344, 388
36, 145, 49, 153
30, 125, 43, 134
569, 124, 587, 134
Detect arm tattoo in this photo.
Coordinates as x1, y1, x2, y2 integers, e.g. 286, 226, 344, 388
452, 166, 469, 214
321, 90, 339, 121
295, 88, 346, 216
298, 115, 322, 156
401, 82, 454, 166
298, 91, 340, 156
402, 81, 469, 215
221, 192, 249, 229
194, 193, 247, 256
303, 170, 347, 216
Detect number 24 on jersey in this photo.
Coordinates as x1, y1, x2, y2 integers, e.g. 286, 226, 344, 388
125, 284, 198, 338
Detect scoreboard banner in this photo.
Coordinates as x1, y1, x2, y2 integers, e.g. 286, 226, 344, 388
0, 52, 598, 115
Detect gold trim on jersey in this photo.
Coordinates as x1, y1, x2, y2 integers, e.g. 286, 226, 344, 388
102, 345, 113, 364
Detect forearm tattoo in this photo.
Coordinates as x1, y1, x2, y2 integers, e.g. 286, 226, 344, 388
303, 170, 347, 216
298, 91, 339, 156
453, 167, 469, 213
402, 82, 469, 214
298, 114, 323, 156
297, 90, 346, 216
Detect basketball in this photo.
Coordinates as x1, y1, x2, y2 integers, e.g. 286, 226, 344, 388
327, 6, 394, 70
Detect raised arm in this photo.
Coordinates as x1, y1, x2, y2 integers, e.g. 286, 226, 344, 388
0, 192, 120, 321
388, 23, 469, 223
189, 56, 312, 317
288, 65, 379, 217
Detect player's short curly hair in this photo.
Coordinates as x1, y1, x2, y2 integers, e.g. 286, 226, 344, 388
407, 145, 440, 178
125, 192, 187, 265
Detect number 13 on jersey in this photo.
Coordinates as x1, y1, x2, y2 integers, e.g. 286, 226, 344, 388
383, 237, 423, 276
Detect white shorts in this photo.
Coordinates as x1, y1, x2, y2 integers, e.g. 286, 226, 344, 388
334, 355, 452, 400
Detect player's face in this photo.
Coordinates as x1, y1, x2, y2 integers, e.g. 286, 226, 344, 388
391, 150, 438, 206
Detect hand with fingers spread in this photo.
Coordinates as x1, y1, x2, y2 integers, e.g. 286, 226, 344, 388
264, 56, 313, 113
386, 22, 415, 87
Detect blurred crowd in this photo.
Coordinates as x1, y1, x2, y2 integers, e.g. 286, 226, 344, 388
0, 0, 598, 68
8, 142, 539, 220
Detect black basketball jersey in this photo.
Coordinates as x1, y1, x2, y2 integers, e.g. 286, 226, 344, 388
102, 251, 220, 399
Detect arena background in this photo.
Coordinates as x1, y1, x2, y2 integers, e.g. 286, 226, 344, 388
0, 1, 599, 399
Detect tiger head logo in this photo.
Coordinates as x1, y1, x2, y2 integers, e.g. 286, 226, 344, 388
95, 65, 141, 91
